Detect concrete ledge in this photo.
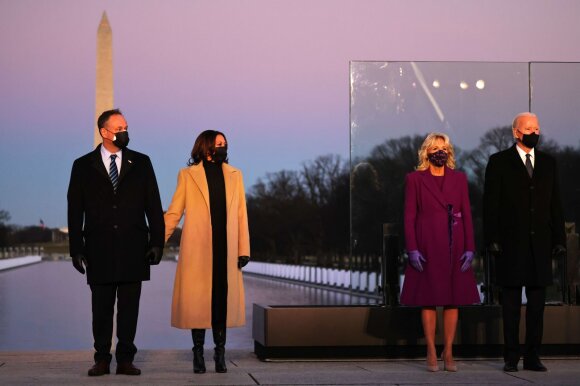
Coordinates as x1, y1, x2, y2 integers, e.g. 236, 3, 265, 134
0, 256, 42, 271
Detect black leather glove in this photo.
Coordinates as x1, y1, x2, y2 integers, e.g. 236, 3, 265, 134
552, 244, 567, 259
487, 242, 502, 256
238, 255, 250, 269
146, 247, 163, 265
72, 254, 87, 274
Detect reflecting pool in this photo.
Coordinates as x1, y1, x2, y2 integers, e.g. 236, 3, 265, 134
0, 261, 373, 351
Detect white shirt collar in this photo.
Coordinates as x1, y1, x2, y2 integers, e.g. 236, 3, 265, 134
515, 143, 534, 166
100, 143, 122, 174
100, 143, 122, 161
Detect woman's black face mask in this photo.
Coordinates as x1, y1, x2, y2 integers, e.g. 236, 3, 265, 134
212, 145, 228, 163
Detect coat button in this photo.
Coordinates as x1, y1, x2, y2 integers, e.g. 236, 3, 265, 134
113, 205, 118, 209
530, 186, 535, 190
530, 231, 535, 235
113, 225, 118, 230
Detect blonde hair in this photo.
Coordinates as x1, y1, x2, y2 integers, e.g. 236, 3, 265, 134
416, 132, 456, 171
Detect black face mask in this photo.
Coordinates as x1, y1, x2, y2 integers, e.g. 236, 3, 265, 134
212, 146, 228, 163
105, 129, 130, 149
520, 132, 539, 149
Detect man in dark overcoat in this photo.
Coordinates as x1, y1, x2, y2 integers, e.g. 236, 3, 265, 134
483, 112, 566, 372
67, 109, 164, 376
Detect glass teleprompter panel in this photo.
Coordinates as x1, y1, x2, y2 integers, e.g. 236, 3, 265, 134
350, 61, 580, 300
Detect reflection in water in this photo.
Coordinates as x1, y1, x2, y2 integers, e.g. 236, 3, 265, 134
0, 262, 375, 351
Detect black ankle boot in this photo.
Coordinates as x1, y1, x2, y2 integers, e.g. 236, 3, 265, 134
212, 327, 227, 373
191, 329, 206, 374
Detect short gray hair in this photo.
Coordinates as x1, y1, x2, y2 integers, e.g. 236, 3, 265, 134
512, 112, 537, 129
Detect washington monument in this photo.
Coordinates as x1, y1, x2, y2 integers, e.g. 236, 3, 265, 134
94, 12, 113, 148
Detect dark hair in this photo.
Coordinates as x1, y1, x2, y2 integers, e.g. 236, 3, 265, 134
97, 108, 123, 131
188, 130, 228, 166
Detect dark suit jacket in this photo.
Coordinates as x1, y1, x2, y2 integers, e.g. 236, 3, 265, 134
67, 145, 165, 285
483, 145, 565, 286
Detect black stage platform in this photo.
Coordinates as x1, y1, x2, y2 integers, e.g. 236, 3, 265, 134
253, 304, 580, 360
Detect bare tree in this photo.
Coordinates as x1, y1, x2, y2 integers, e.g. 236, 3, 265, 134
460, 126, 513, 192
0, 210, 10, 224
301, 154, 346, 206
0, 210, 11, 247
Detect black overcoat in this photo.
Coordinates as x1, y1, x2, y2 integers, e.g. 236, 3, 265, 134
67, 145, 165, 285
483, 145, 565, 286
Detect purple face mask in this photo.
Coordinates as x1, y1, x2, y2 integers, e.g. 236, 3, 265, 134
427, 150, 448, 167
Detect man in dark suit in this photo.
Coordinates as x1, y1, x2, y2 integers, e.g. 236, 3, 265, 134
68, 109, 165, 376
484, 112, 566, 373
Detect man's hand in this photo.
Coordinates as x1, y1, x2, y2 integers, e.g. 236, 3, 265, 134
72, 254, 87, 274
146, 247, 163, 265
238, 256, 250, 269
552, 244, 567, 259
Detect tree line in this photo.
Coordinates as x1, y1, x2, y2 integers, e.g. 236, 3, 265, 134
0, 210, 54, 247
248, 126, 580, 268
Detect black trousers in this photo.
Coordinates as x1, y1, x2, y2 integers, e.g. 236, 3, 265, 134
90, 282, 142, 363
211, 248, 227, 329
211, 221, 228, 329
501, 286, 546, 364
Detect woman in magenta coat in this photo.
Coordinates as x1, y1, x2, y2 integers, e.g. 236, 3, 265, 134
400, 132, 480, 372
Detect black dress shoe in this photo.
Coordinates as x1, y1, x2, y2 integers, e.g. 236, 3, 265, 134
88, 361, 110, 376
503, 363, 518, 372
116, 362, 141, 375
523, 360, 547, 372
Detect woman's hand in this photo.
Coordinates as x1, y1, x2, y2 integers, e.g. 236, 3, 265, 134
408, 250, 426, 272
238, 256, 250, 269
460, 251, 474, 272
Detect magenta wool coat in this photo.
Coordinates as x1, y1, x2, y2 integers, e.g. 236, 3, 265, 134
400, 168, 480, 306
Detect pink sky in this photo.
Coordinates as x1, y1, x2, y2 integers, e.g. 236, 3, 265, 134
1, 0, 580, 226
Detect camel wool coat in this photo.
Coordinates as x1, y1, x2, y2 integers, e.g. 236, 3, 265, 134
164, 162, 250, 329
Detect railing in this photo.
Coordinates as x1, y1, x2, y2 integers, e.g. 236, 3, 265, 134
0, 246, 44, 259
243, 261, 382, 297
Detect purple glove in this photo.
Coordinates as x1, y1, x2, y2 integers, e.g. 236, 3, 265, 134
460, 251, 474, 272
408, 250, 426, 272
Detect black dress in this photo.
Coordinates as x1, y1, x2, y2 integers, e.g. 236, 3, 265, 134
203, 160, 228, 328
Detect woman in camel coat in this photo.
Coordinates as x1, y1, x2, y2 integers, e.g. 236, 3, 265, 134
164, 130, 250, 374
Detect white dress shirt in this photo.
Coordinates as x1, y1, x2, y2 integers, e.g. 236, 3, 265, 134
100, 144, 122, 175
515, 144, 535, 168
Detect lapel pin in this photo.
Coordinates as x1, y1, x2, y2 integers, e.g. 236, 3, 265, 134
128, 160, 132, 164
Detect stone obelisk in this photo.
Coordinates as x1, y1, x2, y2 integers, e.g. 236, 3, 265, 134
94, 12, 113, 148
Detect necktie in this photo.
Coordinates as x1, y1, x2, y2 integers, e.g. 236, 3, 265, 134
109, 154, 119, 191
525, 154, 533, 178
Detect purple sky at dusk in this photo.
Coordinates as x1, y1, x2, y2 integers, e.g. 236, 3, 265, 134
1, 0, 580, 227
